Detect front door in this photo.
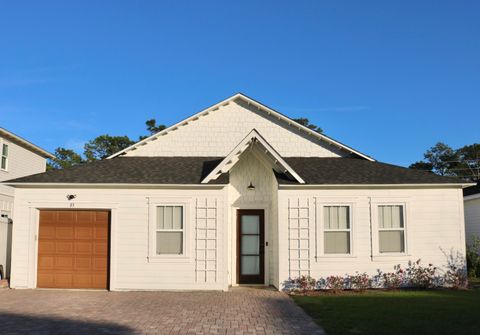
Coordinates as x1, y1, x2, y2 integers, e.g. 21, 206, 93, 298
237, 209, 265, 284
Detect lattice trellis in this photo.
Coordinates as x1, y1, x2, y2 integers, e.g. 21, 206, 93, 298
288, 198, 311, 278
195, 198, 217, 283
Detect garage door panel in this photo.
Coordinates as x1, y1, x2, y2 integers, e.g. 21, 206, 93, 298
94, 226, 108, 240
38, 210, 109, 289
76, 211, 94, 223
39, 225, 56, 239
75, 256, 92, 270
73, 273, 93, 288
57, 211, 75, 222
38, 255, 55, 268
94, 242, 108, 255
93, 257, 108, 270
56, 226, 74, 239
37, 272, 55, 287
54, 272, 73, 287
39, 241, 56, 253
55, 256, 74, 269
75, 226, 94, 239
39, 210, 57, 223
56, 241, 74, 253
92, 273, 108, 289
95, 211, 109, 222
75, 241, 93, 254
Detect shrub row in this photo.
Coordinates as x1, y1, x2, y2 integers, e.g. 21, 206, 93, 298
285, 259, 468, 292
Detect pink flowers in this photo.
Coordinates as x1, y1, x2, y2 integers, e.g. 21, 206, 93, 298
286, 259, 468, 292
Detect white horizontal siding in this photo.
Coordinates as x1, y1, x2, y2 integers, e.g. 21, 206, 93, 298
125, 100, 344, 158
278, 188, 465, 285
10, 187, 228, 291
465, 198, 480, 245
0, 137, 47, 182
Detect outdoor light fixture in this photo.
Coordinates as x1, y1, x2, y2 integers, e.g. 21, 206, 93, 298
247, 182, 255, 190
66, 194, 77, 201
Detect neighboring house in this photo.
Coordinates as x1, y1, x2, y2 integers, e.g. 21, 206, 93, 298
464, 183, 480, 245
0, 128, 53, 280
3, 94, 472, 291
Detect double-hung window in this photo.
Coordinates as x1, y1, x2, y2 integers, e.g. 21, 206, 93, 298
156, 205, 184, 255
1, 143, 8, 170
323, 206, 351, 254
378, 205, 405, 253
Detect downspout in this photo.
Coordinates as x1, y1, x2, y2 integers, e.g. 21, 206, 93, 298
368, 197, 374, 261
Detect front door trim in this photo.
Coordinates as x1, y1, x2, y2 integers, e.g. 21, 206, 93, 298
236, 209, 265, 284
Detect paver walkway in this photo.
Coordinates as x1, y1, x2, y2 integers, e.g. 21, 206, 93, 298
0, 287, 325, 334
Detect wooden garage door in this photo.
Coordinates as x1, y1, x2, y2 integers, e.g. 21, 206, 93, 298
37, 210, 109, 289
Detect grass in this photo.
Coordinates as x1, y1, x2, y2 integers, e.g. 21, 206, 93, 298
292, 287, 480, 335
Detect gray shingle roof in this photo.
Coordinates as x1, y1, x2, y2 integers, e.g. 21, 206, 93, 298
280, 157, 464, 185
4, 157, 227, 184
3, 157, 464, 186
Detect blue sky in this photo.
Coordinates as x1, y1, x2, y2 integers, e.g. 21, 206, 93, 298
0, 1, 478, 166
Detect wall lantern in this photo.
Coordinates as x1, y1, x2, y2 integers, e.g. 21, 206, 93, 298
247, 182, 255, 191
66, 194, 77, 201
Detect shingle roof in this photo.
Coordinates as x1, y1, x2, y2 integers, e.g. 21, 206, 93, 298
464, 183, 480, 196
3, 157, 464, 186
4, 157, 227, 184
280, 157, 464, 185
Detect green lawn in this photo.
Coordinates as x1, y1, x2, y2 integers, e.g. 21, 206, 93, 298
292, 288, 480, 335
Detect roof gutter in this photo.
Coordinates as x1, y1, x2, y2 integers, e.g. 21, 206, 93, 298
4, 182, 228, 189
278, 183, 475, 190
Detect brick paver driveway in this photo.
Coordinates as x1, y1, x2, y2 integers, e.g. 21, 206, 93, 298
0, 287, 324, 335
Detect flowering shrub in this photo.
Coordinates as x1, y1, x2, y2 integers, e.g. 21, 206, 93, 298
325, 275, 345, 291
292, 275, 317, 291
405, 260, 437, 288
283, 258, 468, 292
381, 267, 405, 289
346, 272, 371, 291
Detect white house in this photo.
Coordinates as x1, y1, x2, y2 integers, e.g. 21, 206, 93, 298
3, 94, 471, 291
464, 183, 480, 245
0, 127, 54, 280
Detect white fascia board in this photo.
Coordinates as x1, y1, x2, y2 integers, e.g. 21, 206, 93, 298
279, 183, 471, 190
201, 129, 305, 184
107, 93, 375, 161
4, 183, 227, 189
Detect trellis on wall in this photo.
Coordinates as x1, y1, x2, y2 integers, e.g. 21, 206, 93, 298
195, 198, 217, 283
287, 197, 311, 278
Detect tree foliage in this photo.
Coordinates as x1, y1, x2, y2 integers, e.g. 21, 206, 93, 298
84, 135, 135, 162
409, 142, 480, 181
47, 147, 84, 170
139, 119, 167, 140
292, 118, 323, 133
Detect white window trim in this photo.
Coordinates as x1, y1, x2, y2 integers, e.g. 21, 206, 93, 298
371, 201, 410, 258
317, 202, 356, 258
148, 198, 190, 262
0, 139, 8, 172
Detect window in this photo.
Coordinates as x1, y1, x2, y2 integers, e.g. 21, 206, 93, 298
324, 206, 351, 254
378, 205, 405, 253
156, 205, 184, 255
1, 143, 8, 170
